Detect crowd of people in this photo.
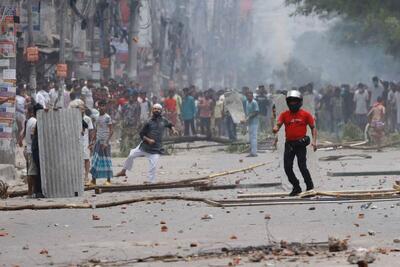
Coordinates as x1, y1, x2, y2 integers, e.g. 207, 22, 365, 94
14, 75, 399, 197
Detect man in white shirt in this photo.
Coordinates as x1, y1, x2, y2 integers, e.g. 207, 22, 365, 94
353, 84, 370, 130
35, 82, 50, 108
15, 86, 26, 140
22, 105, 38, 197
68, 92, 85, 108
370, 76, 384, 107
81, 80, 94, 109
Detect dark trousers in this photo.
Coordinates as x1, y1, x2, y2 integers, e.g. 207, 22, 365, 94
184, 119, 196, 136
225, 115, 237, 141
283, 142, 313, 189
200, 117, 211, 137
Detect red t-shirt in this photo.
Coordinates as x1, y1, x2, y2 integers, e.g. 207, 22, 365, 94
277, 109, 315, 141
163, 98, 177, 112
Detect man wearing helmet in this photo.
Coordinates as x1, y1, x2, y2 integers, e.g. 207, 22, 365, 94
273, 90, 317, 196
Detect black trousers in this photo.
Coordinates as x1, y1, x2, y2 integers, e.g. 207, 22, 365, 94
184, 119, 196, 136
283, 142, 313, 189
200, 117, 211, 137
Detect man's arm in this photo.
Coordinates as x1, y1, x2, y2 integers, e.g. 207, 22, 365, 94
310, 125, 317, 152
272, 122, 282, 134
106, 124, 113, 145
165, 119, 178, 135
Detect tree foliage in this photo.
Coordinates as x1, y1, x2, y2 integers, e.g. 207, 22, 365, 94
285, 0, 400, 56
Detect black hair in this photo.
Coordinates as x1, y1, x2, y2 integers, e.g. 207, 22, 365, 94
33, 103, 43, 116
98, 99, 108, 106
70, 92, 76, 100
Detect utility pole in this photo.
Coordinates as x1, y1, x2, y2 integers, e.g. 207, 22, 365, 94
27, 0, 36, 94
56, 0, 66, 108
102, 0, 111, 80
128, 0, 140, 81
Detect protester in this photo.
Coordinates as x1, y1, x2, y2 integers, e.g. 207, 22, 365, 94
20, 105, 36, 197
31, 103, 44, 198
68, 92, 84, 108
181, 87, 197, 136
243, 91, 259, 157
81, 80, 94, 109
89, 100, 113, 185
353, 84, 370, 130
214, 93, 225, 137
35, 82, 50, 108
139, 90, 151, 124
198, 91, 213, 137
15, 85, 26, 140
256, 85, 271, 133
163, 89, 178, 128
368, 97, 385, 148
120, 90, 141, 154
273, 90, 317, 196
115, 104, 178, 183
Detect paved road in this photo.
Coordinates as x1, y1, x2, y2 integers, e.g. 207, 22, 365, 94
1, 144, 400, 266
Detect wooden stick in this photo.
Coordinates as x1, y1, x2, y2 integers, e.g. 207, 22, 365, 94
319, 154, 372, 161
327, 170, 400, 177
95, 181, 207, 194
175, 162, 267, 184
163, 136, 233, 144
238, 189, 399, 199
194, 182, 282, 191
0, 196, 222, 211
220, 197, 400, 207
313, 191, 399, 198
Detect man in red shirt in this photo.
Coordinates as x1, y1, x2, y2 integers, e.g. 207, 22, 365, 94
273, 90, 317, 196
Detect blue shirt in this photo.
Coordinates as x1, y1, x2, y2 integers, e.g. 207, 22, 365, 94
246, 99, 259, 126
181, 95, 196, 120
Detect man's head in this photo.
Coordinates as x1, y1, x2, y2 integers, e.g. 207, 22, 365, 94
357, 83, 365, 93
98, 100, 108, 114
168, 80, 175, 90
70, 92, 77, 101
286, 90, 303, 113
168, 89, 175, 98
242, 86, 250, 95
258, 85, 266, 95
139, 90, 147, 99
27, 105, 35, 117
372, 76, 379, 87
87, 80, 93, 88
33, 103, 43, 117
377, 96, 383, 104
152, 103, 162, 118
183, 87, 189, 96
246, 91, 254, 102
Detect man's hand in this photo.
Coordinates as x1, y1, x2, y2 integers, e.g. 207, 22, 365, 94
272, 125, 280, 134
171, 128, 179, 136
101, 143, 108, 150
311, 142, 317, 152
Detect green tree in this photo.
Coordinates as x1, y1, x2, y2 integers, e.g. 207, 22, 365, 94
285, 0, 400, 56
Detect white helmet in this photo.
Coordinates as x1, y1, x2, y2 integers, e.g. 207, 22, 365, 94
286, 90, 302, 99
286, 90, 303, 112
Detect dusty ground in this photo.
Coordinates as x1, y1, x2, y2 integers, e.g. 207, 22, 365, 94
1, 142, 400, 266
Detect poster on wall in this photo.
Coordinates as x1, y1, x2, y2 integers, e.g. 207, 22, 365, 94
0, 83, 15, 140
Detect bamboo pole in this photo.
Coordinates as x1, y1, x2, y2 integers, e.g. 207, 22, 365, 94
327, 170, 400, 177
0, 196, 222, 211
319, 154, 372, 161
238, 188, 399, 199
221, 197, 400, 207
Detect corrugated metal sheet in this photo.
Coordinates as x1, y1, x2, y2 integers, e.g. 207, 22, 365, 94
37, 109, 83, 198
